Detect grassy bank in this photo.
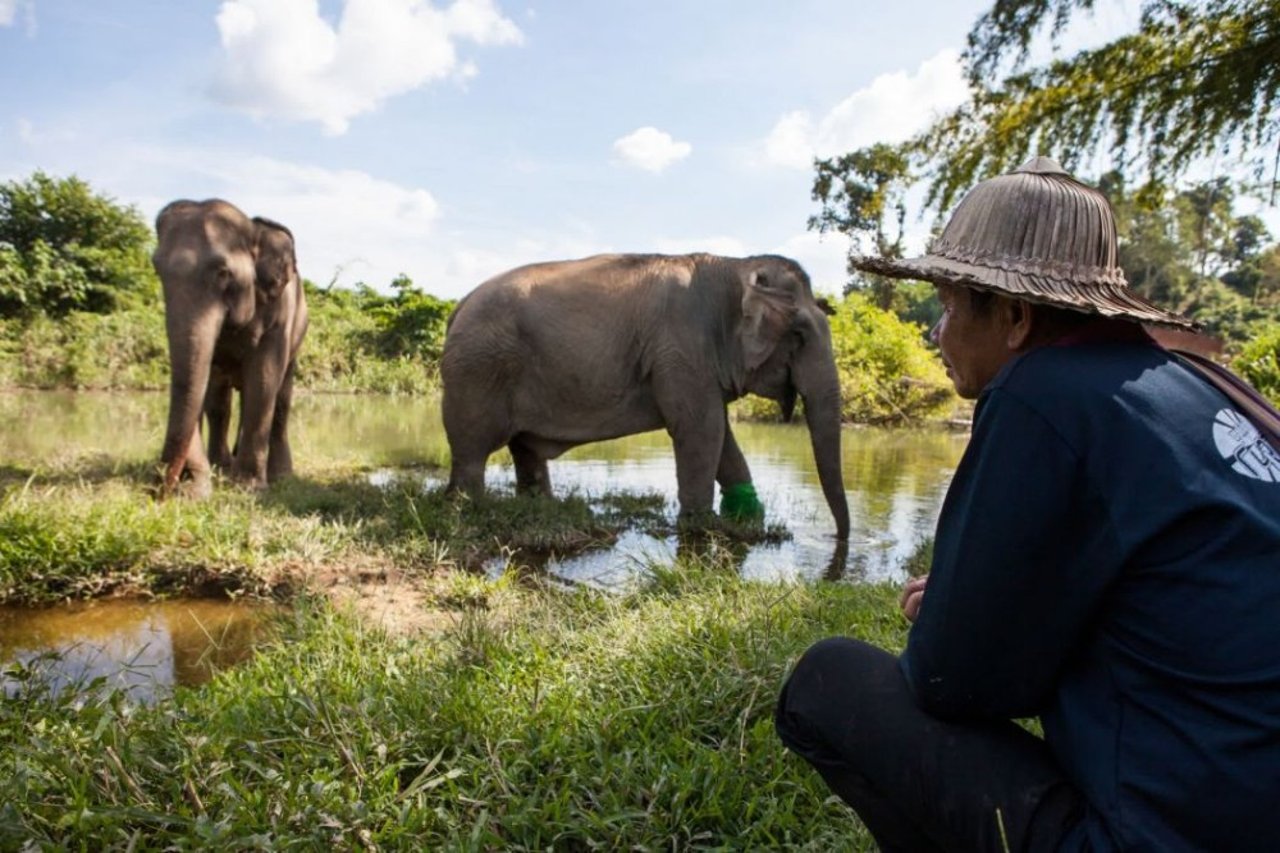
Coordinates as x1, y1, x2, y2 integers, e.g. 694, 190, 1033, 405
0, 457, 687, 606
0, 450, 910, 849
1, 557, 901, 849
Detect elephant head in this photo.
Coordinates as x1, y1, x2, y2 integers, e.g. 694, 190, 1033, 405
733, 256, 850, 540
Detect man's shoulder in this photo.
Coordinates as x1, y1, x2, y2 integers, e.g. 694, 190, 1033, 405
992, 342, 1170, 399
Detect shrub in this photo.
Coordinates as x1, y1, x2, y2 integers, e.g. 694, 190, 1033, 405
0, 172, 158, 318
0, 308, 167, 389
1234, 323, 1280, 407
734, 292, 953, 425
829, 292, 953, 424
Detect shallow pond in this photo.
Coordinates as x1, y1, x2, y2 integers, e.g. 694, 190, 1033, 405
2, 389, 969, 584
1, 389, 969, 696
0, 599, 277, 703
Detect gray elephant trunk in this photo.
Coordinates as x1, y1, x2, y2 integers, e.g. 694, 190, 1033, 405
802, 385, 850, 541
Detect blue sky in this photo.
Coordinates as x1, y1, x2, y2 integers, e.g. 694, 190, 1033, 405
1, 0, 1243, 300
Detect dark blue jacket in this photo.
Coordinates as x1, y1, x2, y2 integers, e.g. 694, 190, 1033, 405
901, 340, 1280, 851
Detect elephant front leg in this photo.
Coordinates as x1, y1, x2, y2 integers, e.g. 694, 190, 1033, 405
177, 423, 213, 499
661, 390, 726, 524
716, 419, 763, 522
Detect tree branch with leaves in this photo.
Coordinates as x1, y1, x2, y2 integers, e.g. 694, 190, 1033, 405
812, 0, 1280, 284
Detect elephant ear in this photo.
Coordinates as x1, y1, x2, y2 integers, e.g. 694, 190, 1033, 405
739, 267, 797, 372
252, 217, 297, 300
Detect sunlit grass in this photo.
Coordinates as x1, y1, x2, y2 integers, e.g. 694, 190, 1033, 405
0, 440, 920, 849
0, 456, 792, 605
1, 553, 900, 849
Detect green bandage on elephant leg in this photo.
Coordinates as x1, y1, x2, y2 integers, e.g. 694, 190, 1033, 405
720, 482, 765, 522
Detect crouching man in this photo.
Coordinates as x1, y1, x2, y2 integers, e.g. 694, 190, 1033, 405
775, 157, 1280, 851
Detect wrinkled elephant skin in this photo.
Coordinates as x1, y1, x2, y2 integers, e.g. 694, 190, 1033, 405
441, 253, 850, 539
152, 199, 309, 497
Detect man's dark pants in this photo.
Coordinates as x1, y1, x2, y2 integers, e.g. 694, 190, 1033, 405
775, 637, 1085, 852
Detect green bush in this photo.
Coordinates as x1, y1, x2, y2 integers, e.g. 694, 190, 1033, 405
295, 280, 453, 394
0, 309, 168, 389
1234, 323, 1280, 406
734, 293, 953, 425
830, 292, 953, 424
0, 279, 455, 394
0, 172, 158, 318
1180, 279, 1280, 350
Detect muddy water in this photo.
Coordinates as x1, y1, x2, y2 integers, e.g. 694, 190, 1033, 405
0, 599, 277, 703
1, 390, 969, 694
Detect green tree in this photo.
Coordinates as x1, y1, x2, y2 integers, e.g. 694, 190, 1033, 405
1221, 216, 1280, 302
809, 144, 916, 308
0, 171, 157, 317
812, 1, 1280, 282
933, 0, 1280, 210
827, 293, 954, 424
1101, 171, 1196, 307
369, 274, 455, 362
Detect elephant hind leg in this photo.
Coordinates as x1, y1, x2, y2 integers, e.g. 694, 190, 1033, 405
509, 436, 551, 497
267, 360, 297, 483
445, 429, 498, 498
442, 393, 510, 498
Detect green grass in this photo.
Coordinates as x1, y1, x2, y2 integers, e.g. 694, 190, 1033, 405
0, 452, 799, 606
0, 453, 909, 849
1, 556, 898, 849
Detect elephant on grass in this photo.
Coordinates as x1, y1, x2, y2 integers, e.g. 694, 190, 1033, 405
152, 199, 308, 497
441, 253, 850, 539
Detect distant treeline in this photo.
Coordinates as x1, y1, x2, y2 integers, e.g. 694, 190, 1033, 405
1, 171, 1277, 415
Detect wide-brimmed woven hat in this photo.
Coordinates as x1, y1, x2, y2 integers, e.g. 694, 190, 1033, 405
852, 156, 1196, 329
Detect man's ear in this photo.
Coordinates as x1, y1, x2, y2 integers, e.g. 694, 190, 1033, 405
1006, 299, 1036, 351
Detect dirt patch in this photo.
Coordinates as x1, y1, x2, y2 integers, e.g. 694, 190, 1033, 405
325, 573, 458, 637
295, 556, 461, 637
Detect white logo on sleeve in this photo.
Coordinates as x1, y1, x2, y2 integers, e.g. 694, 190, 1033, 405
1213, 409, 1280, 483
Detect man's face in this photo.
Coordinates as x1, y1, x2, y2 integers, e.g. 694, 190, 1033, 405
930, 284, 1018, 399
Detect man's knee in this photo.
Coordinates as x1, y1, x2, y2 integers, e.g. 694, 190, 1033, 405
785, 637, 893, 700
776, 637, 896, 750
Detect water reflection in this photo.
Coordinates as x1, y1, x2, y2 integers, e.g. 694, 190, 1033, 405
0, 389, 449, 470
0, 599, 276, 704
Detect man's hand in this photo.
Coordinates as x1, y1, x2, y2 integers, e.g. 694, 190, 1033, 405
900, 575, 928, 623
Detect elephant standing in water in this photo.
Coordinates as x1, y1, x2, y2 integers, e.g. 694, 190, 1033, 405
441, 253, 850, 539
152, 199, 309, 497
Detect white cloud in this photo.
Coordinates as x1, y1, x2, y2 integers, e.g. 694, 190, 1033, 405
14, 117, 74, 147
110, 146, 618, 298
212, 0, 523, 135
0, 0, 35, 32
763, 49, 969, 169
130, 150, 440, 285
612, 126, 692, 174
